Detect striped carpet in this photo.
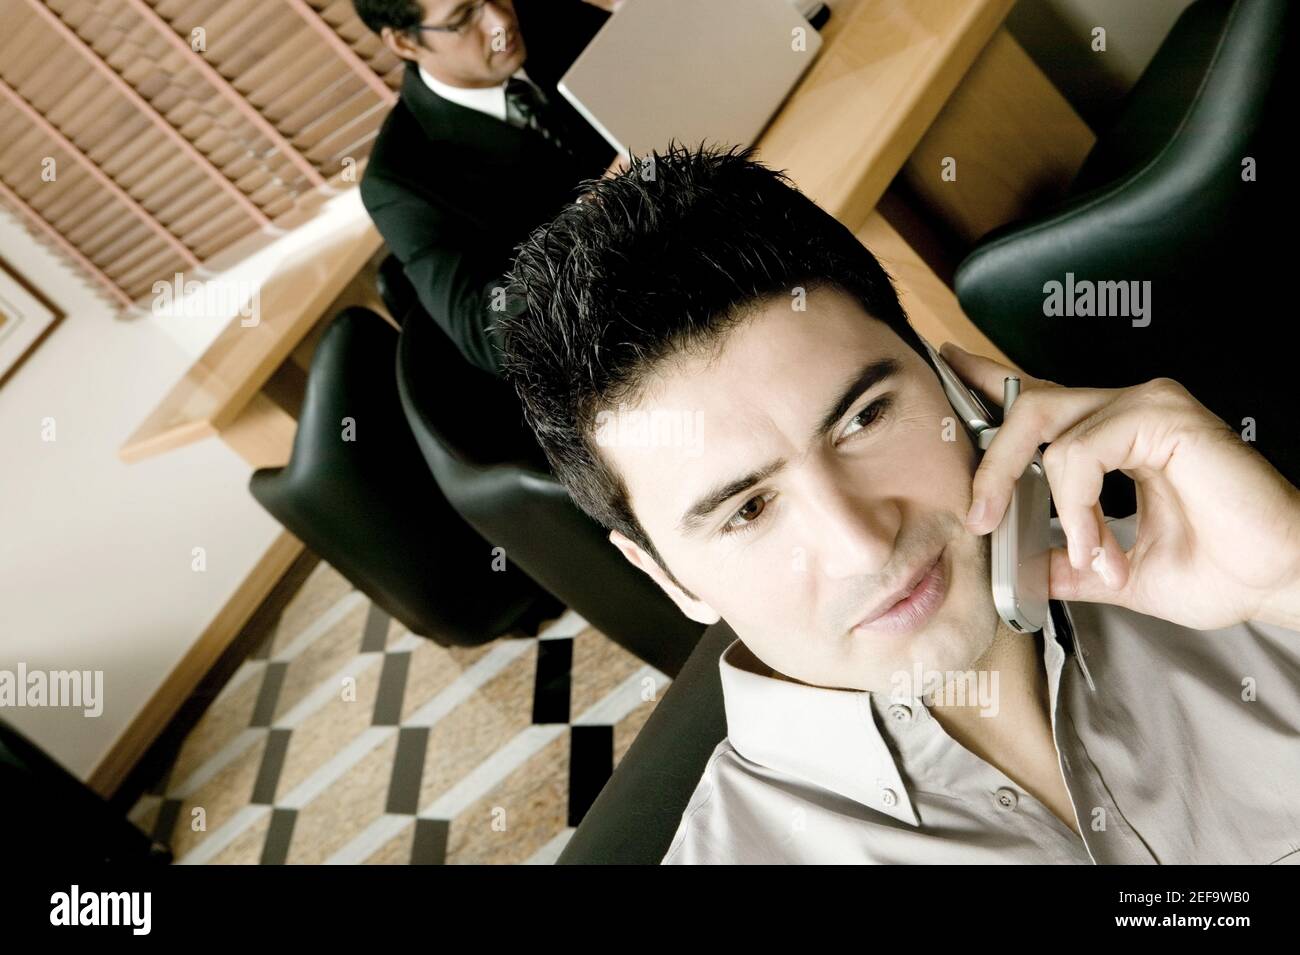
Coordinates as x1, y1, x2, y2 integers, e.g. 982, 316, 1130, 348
127, 561, 671, 863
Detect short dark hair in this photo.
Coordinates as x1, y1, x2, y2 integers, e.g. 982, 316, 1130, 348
499, 141, 928, 598
352, 0, 424, 36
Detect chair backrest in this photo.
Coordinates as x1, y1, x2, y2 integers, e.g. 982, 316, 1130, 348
557, 620, 734, 864
954, 0, 1298, 487
956, 0, 1292, 385
396, 305, 706, 678
250, 307, 546, 644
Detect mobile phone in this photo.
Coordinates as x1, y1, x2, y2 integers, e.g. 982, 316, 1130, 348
919, 339, 1050, 633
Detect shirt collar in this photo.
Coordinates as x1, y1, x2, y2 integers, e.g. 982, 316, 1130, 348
416, 63, 534, 124
718, 594, 1082, 829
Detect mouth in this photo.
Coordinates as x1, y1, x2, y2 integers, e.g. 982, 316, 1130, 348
497, 31, 519, 55
851, 546, 948, 637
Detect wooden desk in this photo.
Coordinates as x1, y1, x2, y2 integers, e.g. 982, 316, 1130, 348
757, 0, 1093, 362
119, 210, 386, 469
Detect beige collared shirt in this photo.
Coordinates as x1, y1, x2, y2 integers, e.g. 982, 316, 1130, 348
662, 514, 1300, 864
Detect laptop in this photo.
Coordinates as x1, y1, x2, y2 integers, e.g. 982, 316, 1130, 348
556, 0, 825, 157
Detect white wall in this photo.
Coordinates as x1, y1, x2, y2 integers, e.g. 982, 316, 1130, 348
0, 208, 282, 782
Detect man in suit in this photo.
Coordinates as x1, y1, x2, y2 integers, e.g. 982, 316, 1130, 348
353, 0, 623, 374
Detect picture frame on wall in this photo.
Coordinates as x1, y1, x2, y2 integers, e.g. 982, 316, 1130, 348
0, 254, 65, 390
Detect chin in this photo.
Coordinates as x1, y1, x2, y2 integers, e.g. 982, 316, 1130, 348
907, 604, 997, 674
866, 582, 1000, 698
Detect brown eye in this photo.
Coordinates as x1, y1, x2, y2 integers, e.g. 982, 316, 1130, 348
841, 396, 892, 441
723, 493, 773, 537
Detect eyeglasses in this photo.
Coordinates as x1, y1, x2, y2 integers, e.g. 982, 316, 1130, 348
415, 0, 494, 35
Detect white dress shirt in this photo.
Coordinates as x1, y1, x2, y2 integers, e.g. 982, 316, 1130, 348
662, 513, 1300, 864
418, 63, 539, 124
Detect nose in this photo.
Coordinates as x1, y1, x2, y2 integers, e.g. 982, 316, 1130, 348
482, 2, 514, 36
794, 464, 899, 580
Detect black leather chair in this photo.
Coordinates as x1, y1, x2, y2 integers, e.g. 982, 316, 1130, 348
557, 621, 733, 864
250, 307, 559, 645
955, 0, 1297, 491
1, 718, 171, 863
395, 300, 706, 679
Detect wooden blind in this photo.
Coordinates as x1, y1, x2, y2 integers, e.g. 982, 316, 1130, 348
0, 0, 406, 311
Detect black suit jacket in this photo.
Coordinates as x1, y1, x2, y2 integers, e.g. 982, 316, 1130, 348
360, 0, 615, 374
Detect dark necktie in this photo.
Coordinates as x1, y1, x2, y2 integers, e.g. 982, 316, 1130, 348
504, 76, 577, 158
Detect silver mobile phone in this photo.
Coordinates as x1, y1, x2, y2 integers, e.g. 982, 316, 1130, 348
920, 339, 1050, 632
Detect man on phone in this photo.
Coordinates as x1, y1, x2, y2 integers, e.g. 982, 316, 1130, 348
496, 143, 1300, 863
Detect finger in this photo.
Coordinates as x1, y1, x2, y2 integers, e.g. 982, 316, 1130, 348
938, 341, 1059, 409
1040, 421, 1106, 571
966, 385, 1112, 535
1094, 513, 1130, 592
1049, 503, 1131, 602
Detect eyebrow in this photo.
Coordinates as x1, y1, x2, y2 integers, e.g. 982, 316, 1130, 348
440, 1, 475, 20
676, 357, 902, 536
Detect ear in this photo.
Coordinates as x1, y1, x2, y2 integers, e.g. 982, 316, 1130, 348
608, 529, 720, 626
382, 26, 422, 62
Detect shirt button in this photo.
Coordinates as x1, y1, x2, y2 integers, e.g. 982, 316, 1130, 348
887, 703, 913, 724
880, 787, 898, 808
994, 787, 1019, 811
